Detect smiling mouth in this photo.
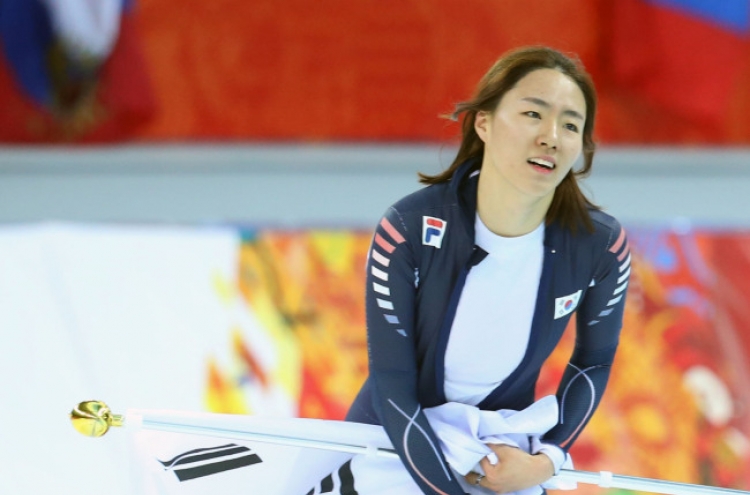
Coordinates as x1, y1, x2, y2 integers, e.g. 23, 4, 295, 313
527, 158, 555, 170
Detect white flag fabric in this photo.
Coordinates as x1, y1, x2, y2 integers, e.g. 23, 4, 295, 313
130, 426, 354, 495
127, 397, 575, 495
127, 410, 391, 495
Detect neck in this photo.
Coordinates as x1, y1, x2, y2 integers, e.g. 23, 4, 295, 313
476, 173, 552, 237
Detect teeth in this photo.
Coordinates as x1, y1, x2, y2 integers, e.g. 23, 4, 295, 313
528, 158, 554, 169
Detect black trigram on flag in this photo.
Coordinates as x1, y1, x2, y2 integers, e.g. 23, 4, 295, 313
306, 459, 358, 495
158, 443, 262, 481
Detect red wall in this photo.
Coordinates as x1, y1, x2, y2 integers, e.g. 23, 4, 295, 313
2, 0, 749, 144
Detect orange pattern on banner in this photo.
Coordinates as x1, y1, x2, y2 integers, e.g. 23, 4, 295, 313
206, 228, 750, 492
207, 231, 370, 420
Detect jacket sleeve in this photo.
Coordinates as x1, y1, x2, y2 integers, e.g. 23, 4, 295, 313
364, 207, 467, 495
542, 222, 631, 454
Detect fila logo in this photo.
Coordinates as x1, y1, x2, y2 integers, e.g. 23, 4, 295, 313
554, 290, 582, 319
422, 216, 447, 248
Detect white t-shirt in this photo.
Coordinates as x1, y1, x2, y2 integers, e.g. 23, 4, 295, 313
443, 215, 544, 405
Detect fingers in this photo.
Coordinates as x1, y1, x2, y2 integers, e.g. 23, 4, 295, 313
479, 454, 494, 471
474, 444, 556, 493
486, 443, 518, 455
479, 445, 515, 475
481, 443, 515, 467
464, 471, 486, 488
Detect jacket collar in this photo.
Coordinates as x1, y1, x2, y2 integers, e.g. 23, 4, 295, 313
449, 158, 563, 250
449, 159, 481, 241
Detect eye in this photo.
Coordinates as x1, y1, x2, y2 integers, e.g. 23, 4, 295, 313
564, 122, 579, 133
524, 111, 541, 119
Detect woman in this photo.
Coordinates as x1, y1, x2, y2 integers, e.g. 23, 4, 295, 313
346, 46, 630, 494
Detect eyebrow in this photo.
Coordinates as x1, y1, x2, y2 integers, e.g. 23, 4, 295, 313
521, 96, 585, 121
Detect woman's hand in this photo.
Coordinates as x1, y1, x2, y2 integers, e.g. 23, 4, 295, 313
464, 444, 555, 494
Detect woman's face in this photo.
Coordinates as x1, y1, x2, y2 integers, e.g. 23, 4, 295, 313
475, 68, 586, 203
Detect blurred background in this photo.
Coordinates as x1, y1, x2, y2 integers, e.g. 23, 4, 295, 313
2, 0, 750, 494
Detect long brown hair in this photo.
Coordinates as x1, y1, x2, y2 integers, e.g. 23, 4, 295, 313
420, 46, 599, 233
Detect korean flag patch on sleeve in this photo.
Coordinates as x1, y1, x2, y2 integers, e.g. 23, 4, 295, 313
554, 290, 582, 319
422, 216, 447, 248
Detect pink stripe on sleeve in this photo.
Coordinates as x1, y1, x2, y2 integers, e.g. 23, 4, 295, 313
374, 233, 395, 254
380, 217, 406, 244
609, 228, 626, 254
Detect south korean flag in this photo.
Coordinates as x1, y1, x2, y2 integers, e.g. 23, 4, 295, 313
554, 290, 582, 320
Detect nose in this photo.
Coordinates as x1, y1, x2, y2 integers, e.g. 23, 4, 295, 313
537, 121, 559, 150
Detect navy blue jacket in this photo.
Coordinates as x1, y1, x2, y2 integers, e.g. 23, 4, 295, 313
346, 160, 631, 495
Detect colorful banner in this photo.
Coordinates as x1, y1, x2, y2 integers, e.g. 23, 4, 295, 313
1, 223, 749, 494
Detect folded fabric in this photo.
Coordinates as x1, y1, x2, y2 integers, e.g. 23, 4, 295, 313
346, 395, 577, 495
423, 395, 576, 494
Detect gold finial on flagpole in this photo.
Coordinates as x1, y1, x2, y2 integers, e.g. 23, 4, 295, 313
70, 401, 124, 437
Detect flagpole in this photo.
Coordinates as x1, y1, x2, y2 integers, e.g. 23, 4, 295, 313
71, 400, 750, 495
139, 417, 400, 458
551, 470, 749, 495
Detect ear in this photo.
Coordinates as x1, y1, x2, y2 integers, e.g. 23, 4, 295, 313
474, 111, 490, 143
